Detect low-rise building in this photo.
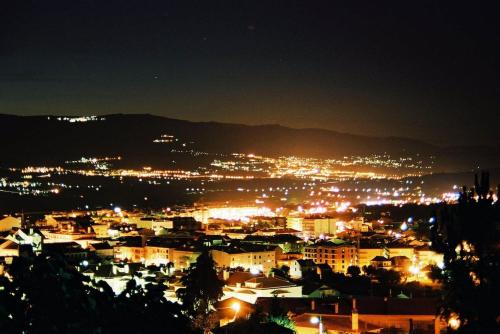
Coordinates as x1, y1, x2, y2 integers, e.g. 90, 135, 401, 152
0, 216, 21, 232
277, 252, 303, 268
82, 262, 150, 294
370, 256, 392, 269
223, 271, 302, 304
43, 242, 90, 263
241, 234, 303, 253
0, 238, 20, 257
304, 240, 357, 273
289, 259, 316, 279
358, 245, 385, 269
169, 245, 201, 269
113, 237, 146, 263
88, 241, 114, 259
5, 228, 44, 254
113, 237, 200, 269
256, 297, 445, 334
286, 217, 304, 231
211, 244, 278, 273
387, 244, 414, 260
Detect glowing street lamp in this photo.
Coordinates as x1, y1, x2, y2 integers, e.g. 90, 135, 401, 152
231, 302, 241, 312
448, 314, 460, 330
409, 265, 420, 275
310, 315, 324, 333
231, 301, 241, 321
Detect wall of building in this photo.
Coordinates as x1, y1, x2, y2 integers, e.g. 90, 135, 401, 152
359, 314, 441, 334
388, 247, 414, 259
358, 248, 385, 268
144, 246, 171, 265
211, 249, 277, 273
304, 244, 357, 273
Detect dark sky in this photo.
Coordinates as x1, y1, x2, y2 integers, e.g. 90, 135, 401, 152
2, 1, 500, 145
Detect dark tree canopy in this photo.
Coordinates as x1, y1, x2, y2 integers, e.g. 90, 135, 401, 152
431, 172, 500, 333
0, 254, 193, 334
347, 265, 361, 277
176, 250, 225, 333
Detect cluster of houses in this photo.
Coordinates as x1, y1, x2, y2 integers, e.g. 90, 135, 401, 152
0, 211, 446, 333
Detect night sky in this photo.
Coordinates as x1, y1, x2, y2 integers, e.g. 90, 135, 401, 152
2, 1, 500, 145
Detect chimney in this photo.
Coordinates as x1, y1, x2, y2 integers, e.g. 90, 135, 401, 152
311, 300, 316, 311
352, 298, 359, 331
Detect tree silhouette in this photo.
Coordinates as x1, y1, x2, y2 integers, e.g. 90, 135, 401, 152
109, 278, 190, 333
347, 265, 361, 277
0, 254, 193, 334
1, 254, 104, 333
431, 172, 500, 333
0, 273, 29, 333
177, 249, 224, 333
362, 265, 401, 286
266, 296, 295, 332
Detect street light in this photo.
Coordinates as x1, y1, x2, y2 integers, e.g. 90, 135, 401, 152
409, 265, 420, 275
310, 315, 323, 334
231, 302, 241, 321
231, 302, 241, 312
448, 314, 460, 330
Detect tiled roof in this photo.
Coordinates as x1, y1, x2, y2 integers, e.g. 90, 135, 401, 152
244, 276, 295, 288
225, 271, 258, 285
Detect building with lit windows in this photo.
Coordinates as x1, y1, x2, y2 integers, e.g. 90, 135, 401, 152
358, 245, 386, 269
211, 244, 279, 273
113, 237, 201, 269
304, 239, 357, 273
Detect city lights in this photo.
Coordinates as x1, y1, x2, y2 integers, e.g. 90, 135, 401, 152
1, 3, 496, 334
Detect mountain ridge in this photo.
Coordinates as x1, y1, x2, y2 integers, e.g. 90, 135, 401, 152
0, 112, 437, 146
1, 113, 499, 171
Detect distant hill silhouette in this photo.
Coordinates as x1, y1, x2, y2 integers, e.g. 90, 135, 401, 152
1, 114, 499, 171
